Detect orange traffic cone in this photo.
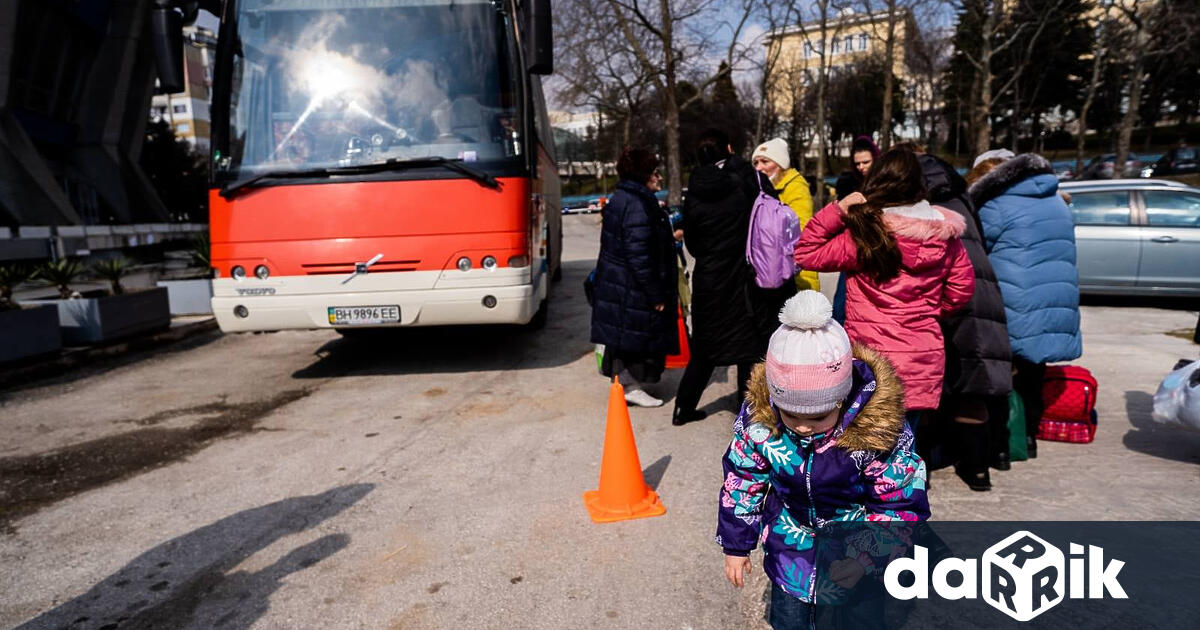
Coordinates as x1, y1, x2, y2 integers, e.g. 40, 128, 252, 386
665, 305, 690, 369
583, 377, 667, 523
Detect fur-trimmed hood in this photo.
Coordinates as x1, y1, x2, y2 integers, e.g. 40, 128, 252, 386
745, 343, 908, 453
968, 153, 1055, 208
881, 201, 967, 241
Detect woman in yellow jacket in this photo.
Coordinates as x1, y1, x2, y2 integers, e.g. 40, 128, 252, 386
751, 138, 819, 291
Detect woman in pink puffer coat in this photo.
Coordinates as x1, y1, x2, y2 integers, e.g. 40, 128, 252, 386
796, 148, 975, 414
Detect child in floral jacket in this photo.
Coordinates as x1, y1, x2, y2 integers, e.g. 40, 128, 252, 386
716, 291, 929, 629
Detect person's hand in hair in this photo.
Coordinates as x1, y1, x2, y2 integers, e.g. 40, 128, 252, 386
838, 192, 867, 214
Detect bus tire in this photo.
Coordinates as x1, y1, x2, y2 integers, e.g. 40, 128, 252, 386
550, 230, 563, 282
527, 297, 548, 330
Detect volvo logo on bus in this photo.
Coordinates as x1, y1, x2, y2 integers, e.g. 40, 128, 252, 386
236, 287, 276, 296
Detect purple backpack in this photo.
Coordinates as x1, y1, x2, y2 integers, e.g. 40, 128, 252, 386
745, 176, 800, 289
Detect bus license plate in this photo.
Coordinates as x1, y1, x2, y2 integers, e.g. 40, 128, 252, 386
328, 305, 400, 326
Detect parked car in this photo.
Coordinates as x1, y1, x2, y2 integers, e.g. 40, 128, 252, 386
1142, 146, 1199, 178
1051, 159, 1077, 181
1078, 154, 1144, 180
1061, 179, 1200, 296
560, 194, 608, 214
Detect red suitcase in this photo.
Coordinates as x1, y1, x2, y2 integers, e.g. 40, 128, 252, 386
1038, 365, 1099, 443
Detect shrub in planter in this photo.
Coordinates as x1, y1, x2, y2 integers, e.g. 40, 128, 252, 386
92, 257, 131, 296
157, 235, 214, 315
37, 259, 84, 299
1, 262, 35, 310
35, 258, 171, 345
0, 263, 61, 363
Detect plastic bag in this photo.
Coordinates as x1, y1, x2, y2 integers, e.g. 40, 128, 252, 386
1151, 360, 1200, 431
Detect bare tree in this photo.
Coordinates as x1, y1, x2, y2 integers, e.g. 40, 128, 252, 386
603, 0, 758, 206
766, 0, 845, 205
1111, 0, 1194, 178
956, 0, 1062, 156
1074, 6, 1113, 176
904, 20, 952, 150
857, 0, 933, 150
553, 0, 654, 155
753, 0, 803, 142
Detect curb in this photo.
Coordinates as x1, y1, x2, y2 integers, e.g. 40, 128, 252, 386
0, 317, 221, 391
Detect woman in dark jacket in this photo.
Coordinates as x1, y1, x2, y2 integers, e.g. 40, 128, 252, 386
919, 152, 1012, 492
591, 147, 679, 407
672, 129, 794, 425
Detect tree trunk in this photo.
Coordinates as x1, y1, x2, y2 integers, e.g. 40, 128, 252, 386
1076, 33, 1104, 176
972, 0, 1001, 156
879, 5, 898, 150
1009, 75, 1021, 150
659, 0, 683, 207
815, 36, 829, 206
1115, 30, 1147, 179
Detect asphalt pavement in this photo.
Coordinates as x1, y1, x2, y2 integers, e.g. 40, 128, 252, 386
1, 213, 1198, 629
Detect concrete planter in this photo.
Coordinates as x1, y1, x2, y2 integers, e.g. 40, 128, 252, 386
0, 306, 63, 363
40, 287, 171, 345
156, 278, 213, 315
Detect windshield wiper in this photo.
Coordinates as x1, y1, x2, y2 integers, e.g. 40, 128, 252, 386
219, 157, 501, 200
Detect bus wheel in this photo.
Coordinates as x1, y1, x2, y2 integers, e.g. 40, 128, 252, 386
527, 298, 548, 330
551, 223, 563, 282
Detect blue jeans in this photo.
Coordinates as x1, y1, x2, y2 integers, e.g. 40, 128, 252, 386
832, 273, 847, 325
769, 582, 816, 630
770, 578, 889, 630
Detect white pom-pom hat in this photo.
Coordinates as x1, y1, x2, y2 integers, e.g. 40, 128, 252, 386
765, 291, 854, 416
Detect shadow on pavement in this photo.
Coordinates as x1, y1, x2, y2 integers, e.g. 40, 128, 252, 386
291, 260, 597, 378
13, 484, 373, 630
642, 455, 671, 491
1122, 390, 1200, 465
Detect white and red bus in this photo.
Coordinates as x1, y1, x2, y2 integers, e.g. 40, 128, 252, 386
171, 0, 560, 332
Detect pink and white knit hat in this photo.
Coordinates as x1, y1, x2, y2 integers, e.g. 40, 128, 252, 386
765, 291, 854, 415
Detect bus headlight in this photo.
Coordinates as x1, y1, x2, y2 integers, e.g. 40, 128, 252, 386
231, 265, 246, 280
507, 255, 528, 267
482, 256, 497, 271
456, 257, 472, 272
254, 265, 270, 279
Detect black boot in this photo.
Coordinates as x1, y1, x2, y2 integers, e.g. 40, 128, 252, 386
955, 422, 992, 491
672, 407, 708, 426
991, 450, 1012, 471
1026, 435, 1038, 459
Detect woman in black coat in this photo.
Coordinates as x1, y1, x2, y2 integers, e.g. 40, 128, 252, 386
671, 129, 794, 425
590, 147, 679, 408
919, 152, 1012, 491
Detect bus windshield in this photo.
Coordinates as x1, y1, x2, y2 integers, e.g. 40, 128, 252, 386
217, 0, 522, 180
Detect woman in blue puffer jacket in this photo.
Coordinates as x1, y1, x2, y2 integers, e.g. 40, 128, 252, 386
967, 152, 1082, 457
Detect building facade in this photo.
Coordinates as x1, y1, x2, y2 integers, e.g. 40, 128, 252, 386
150, 25, 216, 151
765, 9, 912, 119
0, 0, 170, 230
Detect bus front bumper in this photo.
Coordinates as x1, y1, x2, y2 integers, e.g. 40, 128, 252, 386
211, 284, 538, 332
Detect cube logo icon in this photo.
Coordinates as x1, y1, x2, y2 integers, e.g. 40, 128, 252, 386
982, 531, 1065, 621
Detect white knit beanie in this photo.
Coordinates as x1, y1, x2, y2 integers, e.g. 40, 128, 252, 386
765, 291, 854, 415
972, 148, 1015, 168
752, 138, 790, 171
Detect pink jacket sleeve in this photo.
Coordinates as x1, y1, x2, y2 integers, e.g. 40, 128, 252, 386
795, 202, 860, 272
939, 238, 975, 317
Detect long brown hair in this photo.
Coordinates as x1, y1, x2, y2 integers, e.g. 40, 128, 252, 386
843, 148, 926, 283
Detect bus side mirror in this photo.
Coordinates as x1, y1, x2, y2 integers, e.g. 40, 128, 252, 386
527, 0, 552, 75
151, 3, 185, 93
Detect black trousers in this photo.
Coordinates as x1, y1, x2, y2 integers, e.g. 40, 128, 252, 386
1013, 358, 1046, 438
675, 358, 753, 413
